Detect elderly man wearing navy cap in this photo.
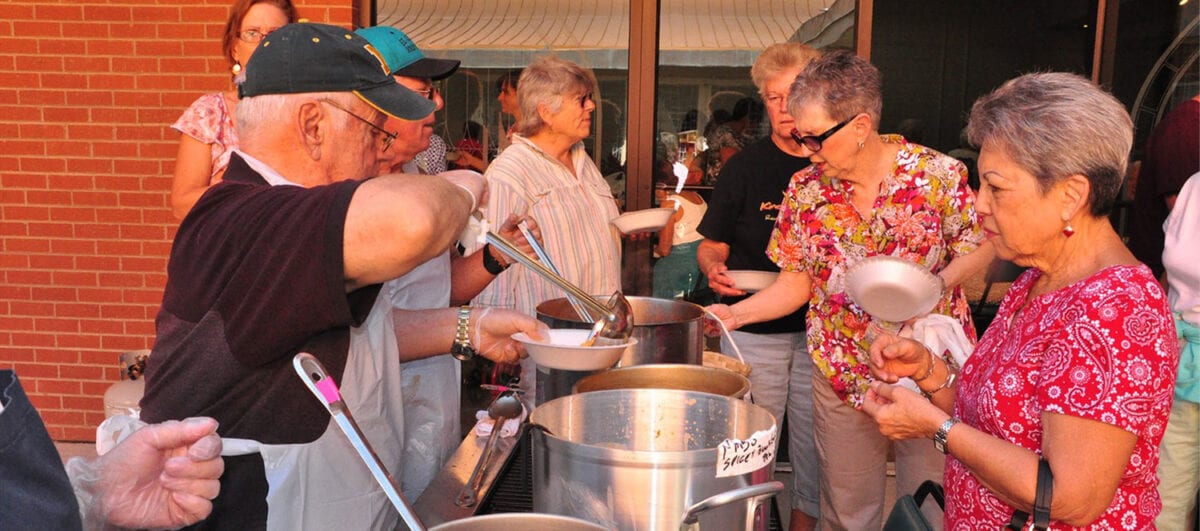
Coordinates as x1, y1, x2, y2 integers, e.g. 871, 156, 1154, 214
138, 23, 543, 530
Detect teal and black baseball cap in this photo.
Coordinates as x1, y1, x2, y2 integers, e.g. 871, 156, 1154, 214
239, 23, 435, 120
355, 26, 460, 80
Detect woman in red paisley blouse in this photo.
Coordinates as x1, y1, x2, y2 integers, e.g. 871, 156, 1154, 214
706, 49, 995, 529
862, 72, 1179, 529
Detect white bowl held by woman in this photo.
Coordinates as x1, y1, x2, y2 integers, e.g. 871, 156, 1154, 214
512, 329, 637, 371
610, 208, 674, 234
723, 270, 779, 293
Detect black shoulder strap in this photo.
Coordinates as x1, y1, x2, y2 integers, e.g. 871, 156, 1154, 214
1006, 457, 1053, 530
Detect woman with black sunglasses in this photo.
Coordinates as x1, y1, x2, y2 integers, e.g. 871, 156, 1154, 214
706, 49, 995, 530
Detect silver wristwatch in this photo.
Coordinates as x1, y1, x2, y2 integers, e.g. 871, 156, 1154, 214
933, 417, 960, 454
450, 306, 476, 361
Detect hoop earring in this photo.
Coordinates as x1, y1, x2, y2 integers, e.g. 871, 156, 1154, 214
1062, 222, 1075, 237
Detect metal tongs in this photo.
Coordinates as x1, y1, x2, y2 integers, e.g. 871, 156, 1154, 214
292, 353, 427, 531
485, 231, 633, 346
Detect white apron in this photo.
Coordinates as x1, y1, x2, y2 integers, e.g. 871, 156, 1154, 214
385, 251, 461, 502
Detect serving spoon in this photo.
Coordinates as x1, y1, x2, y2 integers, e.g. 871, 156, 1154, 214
485, 231, 633, 346
455, 393, 524, 507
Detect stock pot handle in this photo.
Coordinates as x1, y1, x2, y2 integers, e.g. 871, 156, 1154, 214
677, 481, 783, 531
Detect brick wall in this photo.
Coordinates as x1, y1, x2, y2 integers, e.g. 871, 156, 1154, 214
1, 0, 358, 441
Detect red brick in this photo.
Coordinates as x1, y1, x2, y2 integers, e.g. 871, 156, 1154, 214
8, 332, 55, 347
83, 6, 133, 22
13, 362, 58, 378
0, 104, 40, 120
0, 72, 40, 88
49, 238, 96, 255
0, 4, 35, 19
30, 285, 77, 301
0, 347, 36, 363
159, 25, 207, 40
75, 223, 122, 239
81, 317, 124, 333
68, 124, 115, 140
134, 40, 183, 57
0, 220, 29, 236
97, 273, 144, 289
38, 39, 87, 55
0, 36, 38, 54
125, 319, 156, 336
12, 20, 63, 38
7, 237, 50, 253
27, 222, 74, 238
65, 90, 115, 107
88, 73, 135, 90
0, 140, 47, 156
48, 207, 96, 223
63, 395, 104, 411
34, 318, 82, 334
138, 141, 177, 159
17, 123, 66, 139
52, 273, 99, 289
34, 5, 84, 21
87, 39, 134, 55
3, 205, 51, 220
38, 409, 87, 427
92, 141, 138, 158
19, 157, 66, 173
43, 107, 89, 122
76, 256, 120, 270
161, 57, 209, 73
0, 314, 36, 330
119, 223, 166, 240
119, 191, 166, 208
101, 334, 147, 352
114, 158, 163, 175
67, 157, 115, 174
114, 125, 165, 141
47, 174, 94, 190
59, 22, 109, 40
113, 56, 158, 74
58, 333, 102, 350
135, 74, 184, 91
125, 287, 166, 303
182, 76, 229, 92
181, 6, 228, 22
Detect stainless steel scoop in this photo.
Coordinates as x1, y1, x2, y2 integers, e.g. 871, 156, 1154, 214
455, 393, 524, 507
485, 231, 633, 346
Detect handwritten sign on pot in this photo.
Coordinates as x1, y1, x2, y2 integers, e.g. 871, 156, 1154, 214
715, 425, 777, 478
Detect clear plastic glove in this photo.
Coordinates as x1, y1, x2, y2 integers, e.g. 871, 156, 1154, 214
471, 307, 549, 365
439, 169, 486, 212
703, 303, 738, 337
68, 417, 223, 530
491, 214, 542, 269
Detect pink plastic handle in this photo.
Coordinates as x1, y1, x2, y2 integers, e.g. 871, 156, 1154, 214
315, 378, 342, 404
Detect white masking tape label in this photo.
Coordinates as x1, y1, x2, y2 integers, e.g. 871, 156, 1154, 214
715, 425, 778, 478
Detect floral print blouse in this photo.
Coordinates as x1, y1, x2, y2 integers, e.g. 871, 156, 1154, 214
171, 92, 238, 182
767, 135, 984, 406
946, 265, 1177, 529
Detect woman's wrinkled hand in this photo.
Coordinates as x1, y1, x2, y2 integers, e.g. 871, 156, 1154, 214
868, 331, 931, 383
705, 263, 746, 297
861, 381, 946, 440
472, 307, 547, 365
703, 304, 739, 337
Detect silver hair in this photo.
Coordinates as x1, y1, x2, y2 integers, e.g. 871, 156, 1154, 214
235, 91, 359, 141
514, 56, 597, 137
966, 72, 1131, 216
751, 42, 821, 95
787, 49, 882, 127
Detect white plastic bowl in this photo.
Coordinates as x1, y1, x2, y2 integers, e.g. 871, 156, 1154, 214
845, 256, 943, 323
724, 270, 779, 292
610, 208, 674, 234
512, 329, 637, 371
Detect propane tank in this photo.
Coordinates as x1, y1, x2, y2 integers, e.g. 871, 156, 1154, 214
103, 349, 148, 418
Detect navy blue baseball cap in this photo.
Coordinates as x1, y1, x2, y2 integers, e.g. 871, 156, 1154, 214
239, 23, 435, 120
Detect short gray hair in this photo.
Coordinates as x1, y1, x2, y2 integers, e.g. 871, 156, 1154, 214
751, 42, 821, 95
514, 56, 597, 137
787, 49, 882, 127
966, 72, 1131, 216
236, 91, 358, 141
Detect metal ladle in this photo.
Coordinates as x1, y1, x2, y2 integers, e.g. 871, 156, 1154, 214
485, 231, 633, 346
455, 393, 524, 507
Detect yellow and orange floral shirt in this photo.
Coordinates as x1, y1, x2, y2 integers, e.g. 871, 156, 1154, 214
767, 135, 984, 406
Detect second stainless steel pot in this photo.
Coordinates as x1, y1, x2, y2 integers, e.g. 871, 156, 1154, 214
530, 389, 778, 530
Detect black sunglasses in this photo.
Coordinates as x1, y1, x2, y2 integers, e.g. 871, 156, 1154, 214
790, 115, 855, 152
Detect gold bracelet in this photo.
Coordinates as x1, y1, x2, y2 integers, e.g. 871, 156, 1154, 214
911, 347, 936, 382
922, 370, 958, 399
